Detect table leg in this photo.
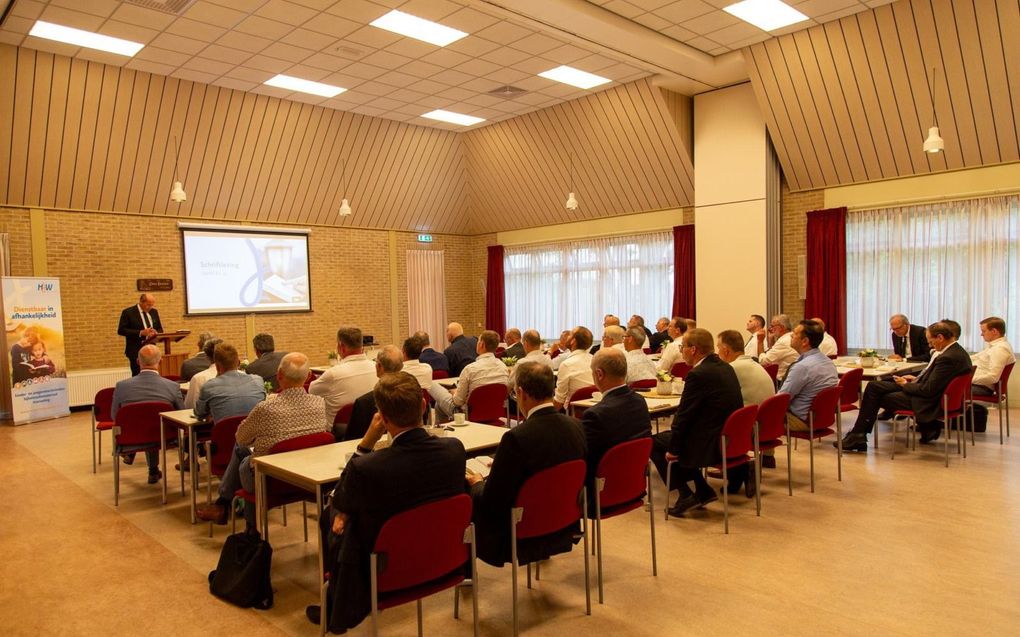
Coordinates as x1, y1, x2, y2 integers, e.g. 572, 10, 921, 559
178, 427, 186, 496
255, 466, 267, 539
160, 417, 167, 505
189, 428, 198, 524
317, 485, 326, 637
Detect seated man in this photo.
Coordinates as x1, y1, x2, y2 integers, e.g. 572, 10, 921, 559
184, 337, 221, 410
343, 345, 405, 441
744, 315, 766, 356
444, 322, 478, 377
623, 328, 657, 384
549, 330, 573, 366
502, 328, 525, 360
657, 317, 689, 373
582, 349, 651, 497
110, 345, 185, 484
194, 343, 266, 424
310, 372, 467, 632
971, 316, 1015, 396
415, 331, 449, 374
399, 335, 433, 389
509, 329, 552, 392
590, 315, 621, 355
310, 326, 378, 425
629, 314, 655, 342
196, 353, 328, 526
778, 320, 839, 432
888, 313, 931, 362
717, 330, 775, 407
812, 317, 839, 357
180, 331, 214, 382
467, 362, 586, 566
429, 330, 509, 421
648, 317, 671, 353
601, 325, 626, 352
838, 321, 973, 452
757, 314, 799, 380
553, 326, 595, 411
650, 329, 743, 516
245, 332, 287, 391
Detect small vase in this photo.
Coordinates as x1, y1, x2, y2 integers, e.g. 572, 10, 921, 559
656, 380, 672, 395
860, 356, 876, 368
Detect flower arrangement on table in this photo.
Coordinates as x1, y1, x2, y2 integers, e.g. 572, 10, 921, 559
327, 350, 339, 365
656, 370, 673, 383
500, 356, 518, 368
263, 380, 274, 395
240, 358, 250, 371
857, 349, 878, 368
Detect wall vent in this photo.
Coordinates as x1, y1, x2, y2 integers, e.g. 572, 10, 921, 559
123, 0, 200, 15
487, 85, 528, 99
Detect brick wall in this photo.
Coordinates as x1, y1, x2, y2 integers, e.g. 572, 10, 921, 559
0, 207, 33, 275
780, 180, 825, 323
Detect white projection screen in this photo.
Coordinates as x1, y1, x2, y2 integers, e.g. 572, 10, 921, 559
180, 223, 311, 315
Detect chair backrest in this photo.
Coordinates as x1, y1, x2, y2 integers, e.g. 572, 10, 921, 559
721, 404, 758, 459
756, 393, 792, 441
495, 347, 506, 358
670, 362, 691, 379
943, 371, 974, 415
838, 367, 864, 406
998, 362, 1015, 395
595, 437, 652, 509
93, 387, 116, 422
269, 431, 335, 454
432, 369, 450, 380
642, 347, 652, 355
333, 402, 355, 426
628, 379, 656, 390
827, 354, 838, 360
466, 383, 509, 423
514, 459, 586, 539
113, 401, 176, 446
372, 494, 472, 593
761, 363, 779, 383
808, 385, 843, 430
567, 384, 597, 404
161, 374, 181, 382
209, 415, 246, 476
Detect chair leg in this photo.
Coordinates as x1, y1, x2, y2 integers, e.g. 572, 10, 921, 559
753, 457, 761, 516
205, 441, 213, 538
92, 423, 97, 474
526, 562, 532, 589
721, 436, 729, 534
370, 553, 380, 637
664, 461, 673, 520
647, 466, 657, 577
470, 525, 479, 637
595, 488, 603, 604
282, 504, 288, 527
511, 511, 520, 637
303, 501, 309, 542
808, 430, 815, 493
416, 599, 423, 637
836, 407, 843, 482
98, 429, 103, 466
113, 452, 120, 507
535, 560, 540, 581
786, 425, 793, 496
582, 487, 590, 616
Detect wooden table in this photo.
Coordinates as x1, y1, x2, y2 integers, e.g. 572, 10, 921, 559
834, 358, 927, 380
159, 408, 210, 523
571, 393, 681, 414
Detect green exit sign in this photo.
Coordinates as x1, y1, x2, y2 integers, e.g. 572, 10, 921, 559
417, 234, 433, 243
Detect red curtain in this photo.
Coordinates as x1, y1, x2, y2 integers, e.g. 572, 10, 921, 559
804, 207, 847, 354
485, 245, 506, 334
671, 225, 695, 319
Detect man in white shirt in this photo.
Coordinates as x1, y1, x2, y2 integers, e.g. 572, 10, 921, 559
429, 330, 509, 421
744, 314, 766, 356
717, 330, 775, 407
553, 326, 595, 410
309, 326, 378, 425
972, 316, 1015, 394
812, 317, 839, 357
509, 329, 552, 391
657, 317, 689, 373
623, 327, 657, 384
757, 314, 799, 380
184, 337, 221, 410
601, 325, 626, 352
399, 335, 433, 389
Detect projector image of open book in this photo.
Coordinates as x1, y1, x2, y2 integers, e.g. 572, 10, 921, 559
260, 274, 308, 304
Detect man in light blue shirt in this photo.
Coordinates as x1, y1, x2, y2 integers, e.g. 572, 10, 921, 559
195, 343, 266, 423
778, 320, 838, 430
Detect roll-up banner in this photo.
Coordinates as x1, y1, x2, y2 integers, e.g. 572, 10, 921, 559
1, 277, 70, 424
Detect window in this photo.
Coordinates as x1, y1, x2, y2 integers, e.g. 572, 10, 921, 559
504, 232, 674, 338
846, 195, 1019, 352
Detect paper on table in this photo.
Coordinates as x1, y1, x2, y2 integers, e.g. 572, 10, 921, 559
466, 455, 493, 478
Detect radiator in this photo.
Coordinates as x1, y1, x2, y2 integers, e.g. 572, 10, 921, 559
67, 368, 131, 407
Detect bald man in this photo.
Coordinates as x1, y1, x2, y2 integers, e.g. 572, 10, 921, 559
118, 293, 163, 375
444, 322, 478, 376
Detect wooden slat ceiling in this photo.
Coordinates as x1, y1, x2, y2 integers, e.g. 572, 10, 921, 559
743, 0, 1020, 192
463, 78, 694, 233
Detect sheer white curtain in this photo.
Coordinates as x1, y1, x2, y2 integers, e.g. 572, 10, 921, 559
846, 195, 1020, 352
504, 231, 674, 338
407, 250, 447, 344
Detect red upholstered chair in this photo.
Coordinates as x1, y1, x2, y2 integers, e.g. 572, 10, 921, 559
202, 415, 245, 537
642, 348, 652, 354
762, 363, 780, 388
91, 387, 116, 473
891, 371, 973, 466
838, 367, 864, 412
969, 361, 1013, 445
787, 385, 844, 492
495, 347, 506, 358
332, 402, 355, 438
510, 460, 590, 636
591, 437, 656, 603
231, 431, 335, 540
567, 384, 598, 418
827, 354, 838, 360
111, 400, 176, 506
754, 393, 793, 498
466, 383, 508, 425
363, 494, 479, 637
628, 379, 657, 390
161, 374, 181, 382
432, 369, 450, 380
670, 362, 691, 379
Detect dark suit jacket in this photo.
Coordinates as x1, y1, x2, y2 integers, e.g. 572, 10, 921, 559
419, 347, 449, 373
471, 405, 586, 566
342, 390, 377, 441
667, 354, 743, 468
893, 324, 931, 362
502, 342, 525, 360
179, 352, 210, 382
901, 342, 973, 422
580, 386, 652, 489
444, 335, 478, 377
326, 427, 466, 632
117, 305, 163, 359
649, 330, 670, 353
110, 370, 184, 420
246, 351, 287, 390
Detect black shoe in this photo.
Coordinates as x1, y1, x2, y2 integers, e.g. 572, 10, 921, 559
919, 424, 943, 444
175, 457, 191, 472
668, 494, 701, 517
306, 605, 321, 625
761, 455, 777, 469
835, 433, 868, 452
147, 469, 162, 484
877, 410, 895, 421
745, 475, 757, 499
123, 452, 135, 466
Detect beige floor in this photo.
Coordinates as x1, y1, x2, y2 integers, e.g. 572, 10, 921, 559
3, 408, 1019, 636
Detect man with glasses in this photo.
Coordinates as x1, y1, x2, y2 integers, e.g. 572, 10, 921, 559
757, 314, 799, 381
623, 328, 657, 384
888, 314, 931, 362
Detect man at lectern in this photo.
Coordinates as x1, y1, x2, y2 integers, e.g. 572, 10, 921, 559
118, 293, 163, 375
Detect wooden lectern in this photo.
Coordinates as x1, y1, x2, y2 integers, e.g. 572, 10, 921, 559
152, 330, 190, 378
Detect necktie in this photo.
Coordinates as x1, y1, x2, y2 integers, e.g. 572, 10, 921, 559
143, 313, 151, 330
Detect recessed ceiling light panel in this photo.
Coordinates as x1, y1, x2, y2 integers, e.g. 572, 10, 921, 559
264, 74, 346, 98
370, 10, 467, 47
723, 0, 809, 32
422, 110, 485, 127
29, 20, 145, 57
538, 65, 611, 90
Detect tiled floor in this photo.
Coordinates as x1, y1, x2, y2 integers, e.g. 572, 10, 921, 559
3, 409, 1020, 636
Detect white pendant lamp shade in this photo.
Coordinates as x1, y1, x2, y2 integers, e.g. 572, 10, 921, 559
565, 192, 578, 210
170, 181, 187, 203
923, 126, 944, 154
339, 198, 352, 216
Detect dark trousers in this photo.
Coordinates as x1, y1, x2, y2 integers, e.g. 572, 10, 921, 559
650, 432, 713, 500
850, 380, 914, 435
128, 355, 140, 376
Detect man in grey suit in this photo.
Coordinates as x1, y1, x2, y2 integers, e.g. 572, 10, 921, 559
110, 344, 185, 483
195, 343, 266, 424
245, 333, 287, 391
179, 332, 214, 382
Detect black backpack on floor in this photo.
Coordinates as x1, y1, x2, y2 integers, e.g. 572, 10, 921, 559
208, 532, 274, 609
